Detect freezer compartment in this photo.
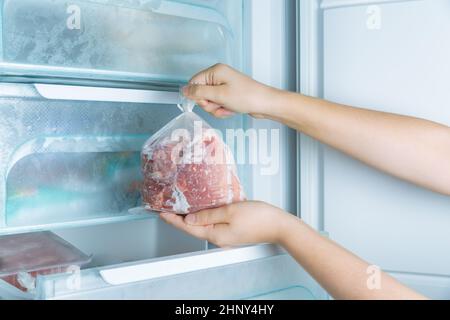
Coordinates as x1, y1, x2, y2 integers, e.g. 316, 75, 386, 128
0, 219, 206, 299
32, 246, 326, 300
0, 0, 243, 86
0, 82, 247, 234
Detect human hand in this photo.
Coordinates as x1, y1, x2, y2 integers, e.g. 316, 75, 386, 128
159, 201, 297, 248
183, 63, 282, 119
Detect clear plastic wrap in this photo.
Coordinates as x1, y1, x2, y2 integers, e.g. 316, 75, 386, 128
0, 231, 92, 292
141, 96, 245, 215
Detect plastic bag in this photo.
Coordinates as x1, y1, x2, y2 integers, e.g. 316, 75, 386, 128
141, 93, 246, 215
0, 231, 91, 292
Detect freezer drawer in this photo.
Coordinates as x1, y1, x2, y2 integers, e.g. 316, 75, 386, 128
0, 0, 243, 86
31, 246, 326, 300
0, 82, 247, 234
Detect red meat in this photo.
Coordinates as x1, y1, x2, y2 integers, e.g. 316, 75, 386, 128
142, 131, 245, 214
0, 232, 91, 292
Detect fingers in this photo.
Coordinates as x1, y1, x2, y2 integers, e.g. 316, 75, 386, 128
184, 207, 230, 226
159, 213, 210, 240
184, 63, 232, 104
197, 100, 221, 113
213, 108, 235, 118
183, 64, 238, 117
183, 84, 225, 106
189, 63, 230, 86
196, 100, 234, 118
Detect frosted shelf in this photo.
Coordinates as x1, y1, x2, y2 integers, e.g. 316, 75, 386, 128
1, 210, 160, 236
0, 0, 243, 86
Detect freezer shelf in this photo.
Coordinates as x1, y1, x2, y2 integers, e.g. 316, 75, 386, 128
3, 283, 317, 300
32, 248, 325, 300
0, 0, 243, 86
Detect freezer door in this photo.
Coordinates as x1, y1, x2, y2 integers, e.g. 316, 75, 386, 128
299, 0, 450, 299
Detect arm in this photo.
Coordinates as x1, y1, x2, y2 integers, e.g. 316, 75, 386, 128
270, 92, 450, 196
160, 202, 427, 300
279, 212, 426, 300
184, 64, 450, 196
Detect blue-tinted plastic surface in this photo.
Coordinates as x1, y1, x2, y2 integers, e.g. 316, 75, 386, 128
0, 0, 242, 86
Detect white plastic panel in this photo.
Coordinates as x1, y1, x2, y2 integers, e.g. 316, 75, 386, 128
34, 251, 326, 300
321, 0, 450, 278
99, 245, 284, 285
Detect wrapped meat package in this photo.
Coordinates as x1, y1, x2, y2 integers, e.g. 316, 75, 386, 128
142, 98, 246, 215
0, 231, 92, 292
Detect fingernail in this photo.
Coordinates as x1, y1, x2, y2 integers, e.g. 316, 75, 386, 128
185, 214, 197, 224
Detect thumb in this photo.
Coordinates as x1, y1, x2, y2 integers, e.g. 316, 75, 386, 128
183, 84, 225, 105
184, 207, 230, 226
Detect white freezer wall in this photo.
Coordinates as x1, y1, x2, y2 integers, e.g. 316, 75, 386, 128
320, 0, 450, 296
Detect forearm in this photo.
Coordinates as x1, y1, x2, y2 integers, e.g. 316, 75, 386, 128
278, 215, 426, 300
264, 89, 450, 196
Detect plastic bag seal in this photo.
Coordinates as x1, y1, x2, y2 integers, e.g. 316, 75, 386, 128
178, 86, 195, 113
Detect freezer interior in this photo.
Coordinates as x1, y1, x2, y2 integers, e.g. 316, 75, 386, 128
0, 0, 321, 300
0, 81, 267, 298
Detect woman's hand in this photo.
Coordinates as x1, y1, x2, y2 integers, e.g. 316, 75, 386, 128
159, 201, 296, 248
183, 63, 282, 119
